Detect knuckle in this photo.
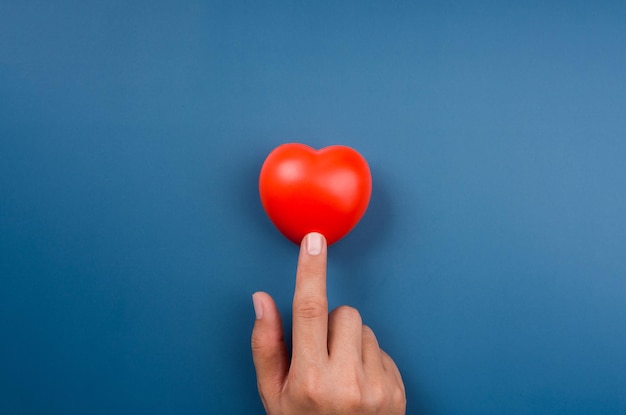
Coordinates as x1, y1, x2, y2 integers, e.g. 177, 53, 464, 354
336, 384, 363, 410
392, 387, 407, 410
361, 324, 374, 336
298, 263, 325, 280
364, 382, 387, 408
293, 296, 328, 321
251, 331, 283, 355
251, 326, 284, 354
361, 324, 378, 344
331, 305, 362, 325
250, 330, 264, 352
291, 367, 326, 405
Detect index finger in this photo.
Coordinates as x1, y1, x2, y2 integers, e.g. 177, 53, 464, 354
292, 232, 329, 364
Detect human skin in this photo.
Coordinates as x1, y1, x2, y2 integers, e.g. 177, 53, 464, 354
251, 232, 406, 414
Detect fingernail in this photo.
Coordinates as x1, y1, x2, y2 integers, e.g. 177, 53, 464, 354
252, 293, 263, 320
306, 232, 323, 256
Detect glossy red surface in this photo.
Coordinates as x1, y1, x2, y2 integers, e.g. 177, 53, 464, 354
259, 143, 372, 245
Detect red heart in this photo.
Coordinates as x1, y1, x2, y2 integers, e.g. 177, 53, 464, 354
259, 143, 372, 245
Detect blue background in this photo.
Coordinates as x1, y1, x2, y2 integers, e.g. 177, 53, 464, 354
1, 1, 625, 414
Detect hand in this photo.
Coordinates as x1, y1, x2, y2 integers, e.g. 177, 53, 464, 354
251, 232, 406, 414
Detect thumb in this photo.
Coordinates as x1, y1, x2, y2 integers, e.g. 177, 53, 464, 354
251, 291, 289, 402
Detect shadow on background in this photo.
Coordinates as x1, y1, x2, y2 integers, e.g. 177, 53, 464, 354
332, 168, 402, 304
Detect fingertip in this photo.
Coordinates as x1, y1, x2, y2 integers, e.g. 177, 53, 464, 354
302, 232, 326, 256
252, 292, 264, 320
252, 291, 279, 320
251, 292, 284, 353
253, 291, 284, 324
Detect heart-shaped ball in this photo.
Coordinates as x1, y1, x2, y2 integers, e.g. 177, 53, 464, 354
259, 143, 372, 245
